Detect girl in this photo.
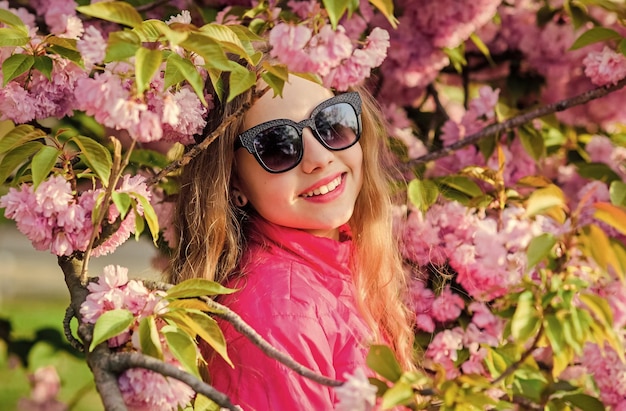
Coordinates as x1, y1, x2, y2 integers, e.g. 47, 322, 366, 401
169, 73, 415, 410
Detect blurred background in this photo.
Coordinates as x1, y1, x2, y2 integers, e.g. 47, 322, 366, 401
0, 220, 161, 410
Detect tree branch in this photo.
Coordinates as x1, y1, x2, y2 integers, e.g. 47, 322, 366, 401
107, 351, 239, 410
411, 77, 626, 165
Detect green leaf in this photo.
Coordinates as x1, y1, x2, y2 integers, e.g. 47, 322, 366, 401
164, 53, 208, 106
407, 179, 439, 213
544, 314, 569, 376
381, 381, 414, 409
366, 345, 403, 383
166, 278, 237, 299
260, 72, 286, 97
227, 65, 256, 102
439, 175, 483, 198
469, 33, 495, 66
0, 124, 47, 154
105, 31, 141, 62
0, 141, 42, 184
77, 2, 143, 28
579, 224, 623, 278
610, 180, 626, 207
134, 193, 159, 244
562, 393, 605, 411
111, 192, 132, 219
180, 33, 232, 71
193, 394, 221, 411
0, 9, 29, 35
518, 124, 544, 161
46, 44, 82, 64
0, 27, 29, 47
577, 162, 621, 184
31, 146, 61, 190
138, 20, 189, 45
71, 136, 112, 185
128, 148, 169, 168
138, 315, 163, 360
89, 309, 134, 351
2, 54, 34, 86
570, 27, 622, 50
135, 47, 162, 95
511, 291, 540, 342
33, 55, 54, 80
323, 0, 350, 28
46, 36, 78, 51
185, 311, 232, 368
200, 24, 250, 60
619, 38, 626, 56
163, 326, 200, 377
526, 233, 557, 269
523, 184, 566, 218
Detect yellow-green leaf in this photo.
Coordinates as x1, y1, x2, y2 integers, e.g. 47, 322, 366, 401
524, 184, 566, 218
77, 2, 143, 28
134, 193, 159, 244
0, 141, 42, 184
0, 124, 47, 154
408, 179, 438, 213
2, 54, 34, 86
579, 224, 623, 278
138, 315, 163, 360
164, 53, 207, 106
368, 0, 397, 28
31, 145, 61, 190
166, 278, 237, 299
381, 381, 414, 409
89, 309, 134, 351
579, 293, 613, 329
135, 47, 162, 95
610, 180, 626, 207
176, 310, 232, 368
163, 326, 200, 377
0, 27, 29, 47
511, 291, 540, 342
527, 233, 557, 269
593, 202, 626, 236
105, 31, 140, 62
0, 8, 29, 35
227, 65, 256, 102
570, 27, 621, 50
366, 344, 403, 383
180, 33, 232, 71
71, 136, 112, 185
111, 192, 132, 219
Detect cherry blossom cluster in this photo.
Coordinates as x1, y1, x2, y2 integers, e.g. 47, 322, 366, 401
0, 174, 150, 257
80, 265, 195, 411
268, 23, 389, 91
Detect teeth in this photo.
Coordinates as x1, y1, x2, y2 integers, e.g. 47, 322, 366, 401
302, 176, 342, 197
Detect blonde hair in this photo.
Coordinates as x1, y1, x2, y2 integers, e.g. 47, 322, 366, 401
168, 75, 415, 370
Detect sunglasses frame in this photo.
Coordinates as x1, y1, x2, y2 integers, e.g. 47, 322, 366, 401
235, 92, 363, 173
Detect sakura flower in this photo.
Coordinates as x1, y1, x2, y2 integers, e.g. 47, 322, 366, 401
583, 46, 626, 87
334, 367, 378, 411
118, 367, 194, 411
431, 285, 465, 323
77, 25, 107, 70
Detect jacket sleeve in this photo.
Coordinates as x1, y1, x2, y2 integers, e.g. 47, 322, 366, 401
209, 303, 339, 411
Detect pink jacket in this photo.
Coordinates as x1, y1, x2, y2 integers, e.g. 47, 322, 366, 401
208, 217, 373, 410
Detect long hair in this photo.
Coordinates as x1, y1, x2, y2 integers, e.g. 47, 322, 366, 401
168, 73, 415, 370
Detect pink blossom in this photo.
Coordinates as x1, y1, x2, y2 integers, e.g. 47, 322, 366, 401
425, 327, 464, 363
582, 342, 626, 408
468, 86, 500, 119
583, 46, 626, 87
0, 82, 38, 123
286, 0, 321, 19
461, 347, 487, 375
166, 10, 191, 25
334, 367, 378, 411
431, 285, 465, 322
269, 23, 316, 73
118, 368, 194, 411
77, 25, 107, 70
18, 366, 67, 411
407, 280, 436, 332
308, 25, 353, 76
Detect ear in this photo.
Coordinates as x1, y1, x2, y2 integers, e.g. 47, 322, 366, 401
230, 173, 248, 208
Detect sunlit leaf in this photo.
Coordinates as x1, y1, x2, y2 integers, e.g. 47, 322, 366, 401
0, 9, 28, 34
527, 233, 557, 269
163, 326, 200, 377
579, 293, 613, 329
166, 278, 237, 299
0, 141, 42, 184
0, 125, 47, 154
381, 381, 414, 409
89, 309, 134, 351
105, 31, 141, 62
407, 179, 438, 213
138, 315, 163, 360
594, 202, 626, 236
323, 0, 350, 28
518, 124, 544, 161
610, 180, 626, 207
135, 47, 162, 95
33, 55, 53, 80
562, 393, 605, 411
524, 184, 566, 218
31, 145, 61, 190
111, 192, 132, 219
511, 291, 541, 342
366, 345, 403, 383
72, 136, 112, 185
164, 53, 208, 106
580, 224, 623, 278
77, 2, 143, 28
134, 193, 159, 244
200, 24, 249, 60
369, 0, 397, 28
0, 27, 29, 47
2, 54, 34, 86
227, 65, 256, 102
180, 33, 232, 71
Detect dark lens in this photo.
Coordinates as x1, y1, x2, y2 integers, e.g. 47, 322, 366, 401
314, 102, 359, 149
253, 125, 302, 172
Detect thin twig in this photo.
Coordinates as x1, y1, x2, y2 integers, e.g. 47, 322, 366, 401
146, 86, 270, 188
411, 77, 626, 165
108, 351, 240, 410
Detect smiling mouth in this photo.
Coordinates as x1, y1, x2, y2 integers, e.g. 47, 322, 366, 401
301, 175, 343, 198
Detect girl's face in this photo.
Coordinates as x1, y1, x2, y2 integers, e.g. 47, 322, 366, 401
233, 76, 364, 239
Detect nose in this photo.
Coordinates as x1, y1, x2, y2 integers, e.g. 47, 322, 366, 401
299, 128, 333, 173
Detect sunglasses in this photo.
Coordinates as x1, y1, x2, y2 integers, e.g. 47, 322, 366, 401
235, 92, 362, 173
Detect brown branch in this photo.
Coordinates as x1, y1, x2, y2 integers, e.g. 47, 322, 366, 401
108, 352, 239, 411
411, 77, 626, 165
